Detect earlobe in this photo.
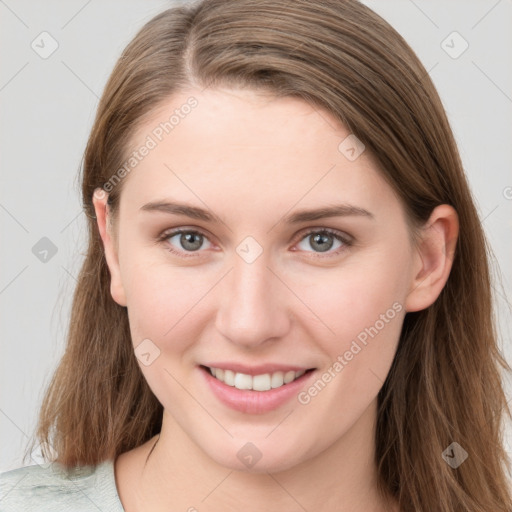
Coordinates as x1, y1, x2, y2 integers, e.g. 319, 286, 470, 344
92, 189, 127, 307
404, 204, 459, 313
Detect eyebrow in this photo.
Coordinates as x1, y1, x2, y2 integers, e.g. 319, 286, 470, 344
139, 201, 374, 224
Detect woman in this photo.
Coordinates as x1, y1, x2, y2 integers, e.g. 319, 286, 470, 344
1, 0, 511, 510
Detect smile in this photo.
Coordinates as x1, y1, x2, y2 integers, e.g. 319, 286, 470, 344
206, 366, 309, 391
199, 364, 317, 414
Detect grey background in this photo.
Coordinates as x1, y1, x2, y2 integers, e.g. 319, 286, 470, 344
1, 0, 511, 472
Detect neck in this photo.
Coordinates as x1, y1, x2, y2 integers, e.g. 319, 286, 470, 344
121, 399, 398, 512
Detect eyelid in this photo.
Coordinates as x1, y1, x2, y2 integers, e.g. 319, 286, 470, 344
157, 225, 215, 242
292, 226, 353, 245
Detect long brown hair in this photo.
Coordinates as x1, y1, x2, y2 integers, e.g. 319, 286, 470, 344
29, 1, 512, 510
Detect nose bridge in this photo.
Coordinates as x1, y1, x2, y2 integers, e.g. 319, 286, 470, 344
232, 252, 271, 306
215, 246, 289, 347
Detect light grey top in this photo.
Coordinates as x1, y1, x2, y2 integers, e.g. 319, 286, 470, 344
0, 459, 125, 511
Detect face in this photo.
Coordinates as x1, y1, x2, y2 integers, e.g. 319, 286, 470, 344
95, 87, 442, 473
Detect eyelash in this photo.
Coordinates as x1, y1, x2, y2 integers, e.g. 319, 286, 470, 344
156, 227, 353, 259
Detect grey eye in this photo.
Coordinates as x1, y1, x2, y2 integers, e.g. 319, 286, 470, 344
297, 232, 343, 253
169, 231, 210, 252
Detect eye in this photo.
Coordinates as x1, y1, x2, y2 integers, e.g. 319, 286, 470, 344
159, 229, 213, 256
157, 227, 352, 258
294, 228, 352, 256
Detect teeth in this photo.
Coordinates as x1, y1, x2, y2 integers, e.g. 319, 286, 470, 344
234, 372, 252, 390
224, 369, 235, 386
208, 367, 308, 391
271, 371, 284, 388
284, 370, 296, 384
253, 374, 271, 391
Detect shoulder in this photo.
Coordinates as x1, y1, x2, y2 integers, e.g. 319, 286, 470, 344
0, 459, 124, 512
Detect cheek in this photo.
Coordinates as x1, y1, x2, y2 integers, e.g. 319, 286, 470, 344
292, 261, 406, 430
121, 255, 215, 353
295, 255, 408, 342
122, 262, 209, 406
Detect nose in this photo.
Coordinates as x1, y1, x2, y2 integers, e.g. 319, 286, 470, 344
214, 250, 291, 349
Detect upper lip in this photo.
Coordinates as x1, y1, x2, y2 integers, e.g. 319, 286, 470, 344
201, 362, 314, 376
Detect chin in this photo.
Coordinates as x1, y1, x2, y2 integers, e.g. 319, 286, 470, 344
203, 437, 307, 474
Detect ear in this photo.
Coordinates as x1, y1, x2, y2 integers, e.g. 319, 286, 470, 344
405, 204, 459, 312
92, 188, 127, 307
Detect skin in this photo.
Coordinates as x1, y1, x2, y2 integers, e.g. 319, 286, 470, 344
93, 87, 458, 512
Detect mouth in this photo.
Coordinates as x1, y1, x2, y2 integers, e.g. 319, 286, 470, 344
200, 364, 315, 391
198, 364, 317, 414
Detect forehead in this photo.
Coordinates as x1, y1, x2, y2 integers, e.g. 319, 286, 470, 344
118, 87, 401, 221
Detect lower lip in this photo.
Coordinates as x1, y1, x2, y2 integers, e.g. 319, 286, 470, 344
199, 366, 316, 414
